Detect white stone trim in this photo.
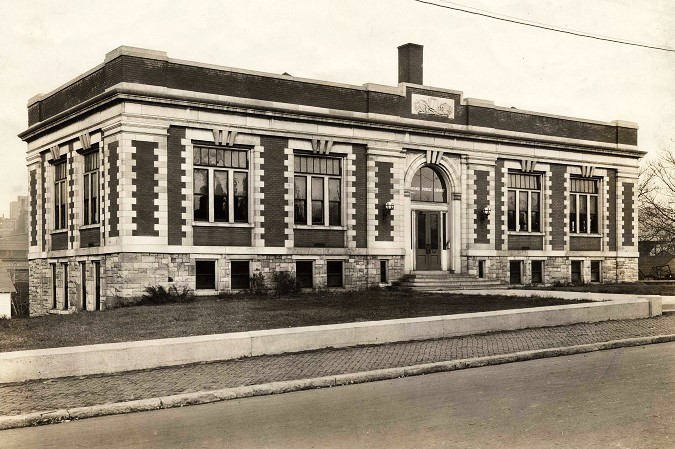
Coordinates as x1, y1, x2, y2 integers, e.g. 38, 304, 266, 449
283, 147, 294, 248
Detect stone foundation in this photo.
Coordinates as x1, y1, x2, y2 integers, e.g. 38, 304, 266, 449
465, 255, 638, 285
28, 253, 405, 316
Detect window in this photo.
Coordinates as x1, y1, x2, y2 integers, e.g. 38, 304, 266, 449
62, 263, 69, 310
509, 261, 522, 284
411, 166, 446, 202
532, 261, 543, 284
327, 261, 343, 287
195, 260, 216, 290
83, 152, 99, 225
380, 260, 388, 283
591, 261, 601, 283
570, 178, 599, 234
478, 260, 485, 279
508, 173, 541, 232
54, 162, 67, 230
51, 263, 57, 309
80, 261, 87, 311
296, 261, 314, 288
571, 261, 583, 283
193, 147, 249, 223
231, 261, 250, 289
93, 261, 101, 311
294, 155, 342, 226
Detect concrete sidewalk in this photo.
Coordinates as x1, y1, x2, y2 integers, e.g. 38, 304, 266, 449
1, 314, 674, 430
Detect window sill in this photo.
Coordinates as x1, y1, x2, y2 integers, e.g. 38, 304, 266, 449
507, 231, 545, 236
294, 225, 346, 231
193, 222, 253, 228
51, 230, 68, 235
569, 233, 602, 238
79, 224, 100, 230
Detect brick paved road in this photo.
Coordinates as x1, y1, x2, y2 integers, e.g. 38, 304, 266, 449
1, 315, 674, 417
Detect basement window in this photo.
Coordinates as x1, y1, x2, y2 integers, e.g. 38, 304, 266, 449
509, 261, 522, 285
380, 260, 388, 283
195, 260, 216, 290
231, 261, 250, 290
327, 261, 343, 288
571, 261, 583, 284
296, 261, 314, 288
531, 261, 543, 284
590, 261, 601, 283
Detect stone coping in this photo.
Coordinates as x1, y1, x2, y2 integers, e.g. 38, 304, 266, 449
0, 296, 657, 384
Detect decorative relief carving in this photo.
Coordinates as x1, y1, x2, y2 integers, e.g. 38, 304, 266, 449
411, 94, 455, 119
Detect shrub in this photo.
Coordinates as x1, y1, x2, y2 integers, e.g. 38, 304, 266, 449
139, 285, 194, 305
249, 271, 268, 296
272, 271, 300, 296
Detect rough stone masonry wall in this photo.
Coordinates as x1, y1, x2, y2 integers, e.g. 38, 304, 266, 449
28, 259, 52, 316
464, 255, 637, 285
28, 253, 405, 315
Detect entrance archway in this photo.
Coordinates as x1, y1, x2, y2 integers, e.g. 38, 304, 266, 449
404, 160, 462, 273
410, 165, 447, 270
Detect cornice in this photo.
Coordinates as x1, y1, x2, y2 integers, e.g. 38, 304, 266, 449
19, 83, 645, 160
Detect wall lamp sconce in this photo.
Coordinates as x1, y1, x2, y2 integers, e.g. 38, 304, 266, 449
384, 201, 395, 212
481, 206, 491, 220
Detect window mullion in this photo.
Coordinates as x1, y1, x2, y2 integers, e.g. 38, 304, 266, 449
575, 194, 579, 234
228, 169, 235, 224
324, 175, 329, 226
85, 174, 89, 225
586, 194, 591, 234
306, 175, 312, 226
516, 189, 520, 231
208, 168, 214, 223
527, 191, 531, 232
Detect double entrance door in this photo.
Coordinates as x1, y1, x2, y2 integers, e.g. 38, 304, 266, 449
415, 211, 442, 271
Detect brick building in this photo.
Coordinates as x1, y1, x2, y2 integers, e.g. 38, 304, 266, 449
20, 45, 642, 316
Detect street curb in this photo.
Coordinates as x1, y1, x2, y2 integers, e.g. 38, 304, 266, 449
1, 334, 674, 431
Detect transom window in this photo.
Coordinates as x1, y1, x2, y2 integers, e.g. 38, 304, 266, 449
83, 152, 99, 225
193, 147, 249, 223
294, 155, 342, 226
411, 166, 446, 202
54, 161, 67, 230
569, 178, 599, 234
508, 173, 541, 232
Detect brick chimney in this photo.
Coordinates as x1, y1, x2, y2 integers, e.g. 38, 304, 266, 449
398, 43, 423, 85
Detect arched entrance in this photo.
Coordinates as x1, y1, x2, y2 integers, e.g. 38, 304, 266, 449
409, 165, 449, 271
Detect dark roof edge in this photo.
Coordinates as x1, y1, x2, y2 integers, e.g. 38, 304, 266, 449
19, 83, 645, 160
26, 46, 638, 132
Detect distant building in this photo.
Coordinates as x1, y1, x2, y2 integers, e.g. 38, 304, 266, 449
9, 196, 29, 235
0, 261, 16, 319
20, 45, 643, 316
0, 235, 29, 315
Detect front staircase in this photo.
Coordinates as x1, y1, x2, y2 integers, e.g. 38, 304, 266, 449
394, 271, 507, 292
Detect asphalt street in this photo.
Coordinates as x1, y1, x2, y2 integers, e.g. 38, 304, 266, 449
2, 342, 674, 449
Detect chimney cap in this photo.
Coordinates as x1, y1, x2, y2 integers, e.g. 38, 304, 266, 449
398, 43, 424, 50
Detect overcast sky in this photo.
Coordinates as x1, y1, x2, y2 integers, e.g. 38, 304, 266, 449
0, 0, 673, 216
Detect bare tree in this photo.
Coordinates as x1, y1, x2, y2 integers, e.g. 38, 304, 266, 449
639, 142, 675, 254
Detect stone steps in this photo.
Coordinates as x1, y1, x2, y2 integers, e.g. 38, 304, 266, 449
394, 272, 508, 292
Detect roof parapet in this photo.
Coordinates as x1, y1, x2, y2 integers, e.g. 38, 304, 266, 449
104, 46, 168, 63
611, 120, 639, 129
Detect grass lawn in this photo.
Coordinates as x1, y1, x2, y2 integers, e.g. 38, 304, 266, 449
514, 282, 675, 296
0, 289, 588, 353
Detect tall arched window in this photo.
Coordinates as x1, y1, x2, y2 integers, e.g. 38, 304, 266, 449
411, 165, 446, 202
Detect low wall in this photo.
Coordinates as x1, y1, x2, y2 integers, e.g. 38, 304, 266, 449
0, 297, 655, 384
